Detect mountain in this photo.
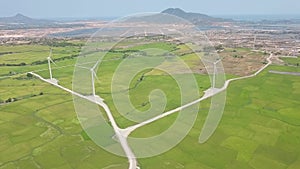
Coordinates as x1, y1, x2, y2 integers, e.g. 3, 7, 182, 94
122, 8, 232, 27
161, 8, 232, 24
0, 13, 54, 24
0, 14, 84, 30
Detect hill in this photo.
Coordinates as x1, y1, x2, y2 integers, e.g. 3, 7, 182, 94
0, 13, 54, 24
161, 8, 232, 24
0, 14, 84, 30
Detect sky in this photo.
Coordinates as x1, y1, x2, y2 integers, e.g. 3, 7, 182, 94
0, 0, 300, 18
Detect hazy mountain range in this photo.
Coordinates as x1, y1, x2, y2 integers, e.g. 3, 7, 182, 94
162, 8, 233, 23
0, 13, 84, 30
0, 8, 299, 31
0, 13, 54, 24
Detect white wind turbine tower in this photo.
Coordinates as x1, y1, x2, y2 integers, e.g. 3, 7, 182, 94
47, 48, 58, 84
87, 61, 104, 103
75, 63, 102, 101
293, 46, 297, 57
201, 56, 224, 97
212, 58, 222, 89
253, 34, 257, 50
202, 56, 223, 88
90, 68, 97, 96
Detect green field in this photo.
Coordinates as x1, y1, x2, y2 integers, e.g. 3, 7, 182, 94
131, 64, 300, 169
0, 41, 300, 169
280, 57, 300, 67
0, 76, 128, 169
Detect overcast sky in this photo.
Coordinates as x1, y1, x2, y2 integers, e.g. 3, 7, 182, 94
1, 0, 300, 18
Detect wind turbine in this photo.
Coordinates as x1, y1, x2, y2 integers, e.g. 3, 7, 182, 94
293, 47, 297, 57
47, 48, 58, 84
47, 48, 56, 79
89, 55, 105, 96
253, 34, 257, 50
89, 67, 105, 103
202, 56, 223, 89
90, 68, 97, 96
86, 58, 106, 103
212, 58, 222, 89
75, 63, 101, 97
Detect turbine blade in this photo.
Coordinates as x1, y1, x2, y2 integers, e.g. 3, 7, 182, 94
50, 58, 57, 66
92, 70, 101, 84
49, 48, 52, 57
47, 48, 57, 66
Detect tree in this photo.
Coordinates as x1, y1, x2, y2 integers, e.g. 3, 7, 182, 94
263, 51, 268, 55
215, 44, 224, 51
5, 98, 12, 103
27, 73, 33, 78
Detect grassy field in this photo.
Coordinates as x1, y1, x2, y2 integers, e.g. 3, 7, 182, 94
0, 44, 80, 65
280, 57, 300, 67
131, 64, 300, 169
0, 41, 299, 169
0, 75, 128, 169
